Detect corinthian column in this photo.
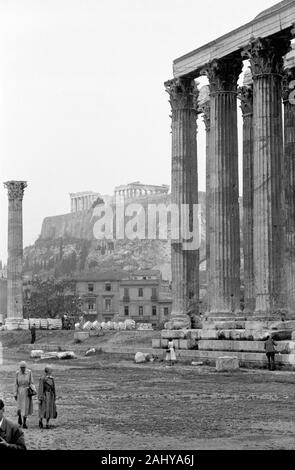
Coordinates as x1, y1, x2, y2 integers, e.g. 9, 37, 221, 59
205, 53, 242, 315
243, 36, 291, 317
282, 66, 295, 316
4, 180, 27, 330
165, 78, 199, 329
239, 84, 255, 314
201, 98, 211, 310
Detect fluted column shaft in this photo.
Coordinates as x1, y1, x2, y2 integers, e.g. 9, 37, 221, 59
165, 78, 199, 329
240, 85, 255, 314
283, 68, 295, 315
202, 102, 211, 310
243, 36, 291, 316
205, 55, 242, 315
4, 181, 27, 326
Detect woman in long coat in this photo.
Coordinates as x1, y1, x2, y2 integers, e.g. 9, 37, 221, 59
14, 361, 34, 429
38, 366, 57, 429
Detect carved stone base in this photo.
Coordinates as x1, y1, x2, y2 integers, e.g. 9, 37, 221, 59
5, 318, 29, 330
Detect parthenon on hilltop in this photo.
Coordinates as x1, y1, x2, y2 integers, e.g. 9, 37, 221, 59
165, 0, 295, 328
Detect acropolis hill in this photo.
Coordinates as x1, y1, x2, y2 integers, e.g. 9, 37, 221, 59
23, 189, 208, 281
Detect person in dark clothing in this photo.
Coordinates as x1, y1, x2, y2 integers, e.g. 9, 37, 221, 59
30, 324, 36, 344
0, 399, 27, 450
264, 335, 277, 370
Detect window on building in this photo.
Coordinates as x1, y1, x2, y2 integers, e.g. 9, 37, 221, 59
138, 288, 143, 297
124, 306, 129, 316
88, 301, 95, 311
105, 298, 111, 311
164, 307, 169, 316
88, 283, 94, 293
152, 287, 157, 298
152, 305, 157, 316
139, 306, 143, 316
105, 282, 111, 291
124, 288, 129, 297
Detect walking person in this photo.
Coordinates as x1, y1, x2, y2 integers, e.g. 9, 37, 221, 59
0, 398, 26, 450
165, 338, 177, 366
30, 323, 36, 344
14, 361, 35, 429
38, 366, 57, 429
264, 335, 277, 370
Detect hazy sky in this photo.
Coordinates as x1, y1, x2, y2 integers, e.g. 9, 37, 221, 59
0, 0, 281, 262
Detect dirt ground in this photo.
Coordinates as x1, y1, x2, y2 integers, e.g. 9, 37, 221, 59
1, 348, 295, 450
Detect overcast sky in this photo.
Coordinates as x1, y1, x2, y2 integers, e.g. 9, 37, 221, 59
0, 0, 281, 262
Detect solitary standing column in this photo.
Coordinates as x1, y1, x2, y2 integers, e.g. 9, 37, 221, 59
283, 64, 295, 315
4, 180, 27, 330
243, 36, 291, 317
239, 83, 255, 314
165, 78, 199, 329
205, 54, 242, 315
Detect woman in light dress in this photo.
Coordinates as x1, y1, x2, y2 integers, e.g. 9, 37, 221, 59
165, 338, 176, 366
14, 361, 34, 429
38, 366, 57, 429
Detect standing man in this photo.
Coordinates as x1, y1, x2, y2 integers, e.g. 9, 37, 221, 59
0, 399, 27, 450
264, 335, 277, 371
30, 323, 36, 344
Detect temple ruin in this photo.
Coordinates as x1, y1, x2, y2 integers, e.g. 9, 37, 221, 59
165, 0, 295, 328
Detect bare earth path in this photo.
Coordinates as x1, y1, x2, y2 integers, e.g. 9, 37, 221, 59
1, 352, 295, 450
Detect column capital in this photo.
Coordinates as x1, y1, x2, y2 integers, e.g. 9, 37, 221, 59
204, 54, 243, 93
282, 67, 295, 102
238, 85, 253, 116
242, 36, 291, 78
4, 181, 27, 201
164, 77, 198, 111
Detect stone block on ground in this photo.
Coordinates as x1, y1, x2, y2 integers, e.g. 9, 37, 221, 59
152, 339, 161, 349
134, 352, 149, 363
179, 339, 197, 350
30, 350, 44, 358
161, 339, 168, 348
161, 329, 187, 339
216, 356, 239, 372
270, 330, 292, 340
57, 351, 76, 359
184, 329, 202, 341
74, 331, 90, 342
83, 321, 92, 331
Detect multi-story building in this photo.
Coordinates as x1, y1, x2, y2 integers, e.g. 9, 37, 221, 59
74, 269, 172, 327
74, 271, 126, 322
119, 270, 172, 328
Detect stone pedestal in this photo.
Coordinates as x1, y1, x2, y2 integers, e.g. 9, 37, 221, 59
283, 68, 295, 316
243, 36, 291, 317
165, 78, 199, 329
4, 181, 27, 330
205, 54, 242, 315
239, 85, 255, 314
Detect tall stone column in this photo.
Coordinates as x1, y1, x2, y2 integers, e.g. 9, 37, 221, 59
243, 36, 291, 317
201, 100, 211, 310
4, 180, 27, 330
283, 66, 295, 315
239, 84, 255, 314
165, 77, 199, 329
205, 54, 242, 315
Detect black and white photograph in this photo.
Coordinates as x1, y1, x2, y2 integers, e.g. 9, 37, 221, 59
0, 0, 295, 457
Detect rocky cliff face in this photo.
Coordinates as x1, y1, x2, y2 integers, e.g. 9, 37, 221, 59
24, 192, 207, 280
